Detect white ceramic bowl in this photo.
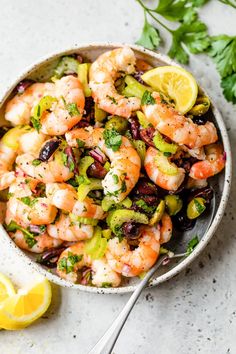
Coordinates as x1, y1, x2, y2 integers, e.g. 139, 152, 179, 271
0, 43, 232, 294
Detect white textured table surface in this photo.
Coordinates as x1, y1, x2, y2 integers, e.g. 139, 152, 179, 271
0, 1, 235, 353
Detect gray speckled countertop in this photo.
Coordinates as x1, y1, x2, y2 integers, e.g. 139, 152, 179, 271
0, 1, 235, 353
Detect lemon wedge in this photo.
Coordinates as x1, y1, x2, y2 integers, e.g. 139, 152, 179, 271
141, 66, 198, 114
0, 273, 16, 303
0, 278, 51, 330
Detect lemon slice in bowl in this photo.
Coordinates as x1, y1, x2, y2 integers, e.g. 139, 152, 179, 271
0, 278, 51, 330
0, 273, 16, 303
141, 66, 198, 114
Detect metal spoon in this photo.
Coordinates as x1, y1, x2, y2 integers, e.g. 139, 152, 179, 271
87, 196, 216, 354
87, 252, 185, 354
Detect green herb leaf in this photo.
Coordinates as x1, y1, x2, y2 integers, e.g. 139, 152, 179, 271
76, 139, 85, 148
221, 73, 236, 104
219, 0, 236, 8
186, 235, 199, 255
106, 95, 118, 105
103, 128, 122, 152
135, 199, 156, 214
112, 174, 119, 184
135, 13, 161, 50
66, 103, 80, 116
209, 35, 236, 78
58, 252, 83, 274
31, 117, 42, 133
19, 197, 38, 207
5, 220, 37, 248
168, 21, 210, 64
141, 91, 155, 105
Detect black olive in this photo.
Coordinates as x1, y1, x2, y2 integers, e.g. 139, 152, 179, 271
37, 247, 66, 268
172, 211, 196, 231
188, 186, 214, 204
39, 139, 61, 162
140, 127, 155, 146
129, 117, 140, 140
87, 161, 107, 179
133, 177, 159, 196
133, 71, 145, 85
0, 126, 9, 139
122, 222, 141, 240
192, 116, 207, 125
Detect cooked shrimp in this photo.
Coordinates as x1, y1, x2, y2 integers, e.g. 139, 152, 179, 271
57, 242, 121, 286
5, 196, 57, 226
91, 258, 121, 288
5, 82, 54, 126
5, 76, 85, 135
46, 183, 77, 212
142, 92, 218, 149
18, 129, 48, 154
106, 225, 160, 277
9, 229, 62, 253
144, 147, 185, 191
160, 212, 172, 244
40, 75, 85, 135
16, 151, 73, 183
8, 176, 39, 198
0, 142, 16, 190
47, 213, 94, 242
189, 143, 225, 180
46, 182, 106, 219
89, 47, 140, 117
66, 127, 141, 202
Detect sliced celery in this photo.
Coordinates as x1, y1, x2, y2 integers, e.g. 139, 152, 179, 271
85, 226, 107, 259
165, 195, 183, 216
131, 140, 146, 165
53, 56, 79, 79
1, 125, 32, 150
109, 209, 148, 236
149, 200, 165, 226
122, 75, 152, 99
78, 63, 91, 97
77, 178, 103, 201
136, 111, 150, 128
155, 150, 178, 176
32, 96, 57, 132
153, 132, 178, 154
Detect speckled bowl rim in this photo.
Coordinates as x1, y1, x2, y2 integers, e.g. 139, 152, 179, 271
0, 43, 232, 294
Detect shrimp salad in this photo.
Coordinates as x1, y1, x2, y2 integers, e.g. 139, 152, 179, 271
0, 47, 225, 288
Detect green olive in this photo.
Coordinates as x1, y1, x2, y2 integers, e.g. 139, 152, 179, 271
105, 116, 129, 134
149, 200, 165, 226
165, 195, 183, 216
187, 197, 206, 219
189, 95, 210, 116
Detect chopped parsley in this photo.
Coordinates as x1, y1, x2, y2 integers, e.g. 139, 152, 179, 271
19, 197, 38, 207
135, 199, 156, 214
5, 220, 37, 248
186, 236, 199, 256
106, 95, 118, 105
58, 252, 83, 274
112, 174, 119, 184
67, 103, 80, 116
76, 139, 85, 148
141, 91, 155, 105
103, 128, 122, 152
31, 116, 42, 133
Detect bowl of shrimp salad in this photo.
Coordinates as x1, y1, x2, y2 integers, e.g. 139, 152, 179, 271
0, 43, 231, 293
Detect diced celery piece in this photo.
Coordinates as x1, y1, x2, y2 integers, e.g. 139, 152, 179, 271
78, 63, 91, 97
153, 132, 178, 154
77, 178, 103, 201
122, 75, 152, 99
1, 125, 32, 150
69, 213, 98, 226
102, 229, 112, 239
131, 140, 146, 165
109, 209, 148, 236
85, 227, 107, 259
155, 150, 178, 176
53, 56, 79, 79
136, 111, 150, 128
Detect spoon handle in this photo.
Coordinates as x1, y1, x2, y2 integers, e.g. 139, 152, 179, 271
87, 254, 168, 354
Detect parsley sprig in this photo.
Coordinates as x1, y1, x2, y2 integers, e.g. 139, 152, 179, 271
135, 0, 236, 103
